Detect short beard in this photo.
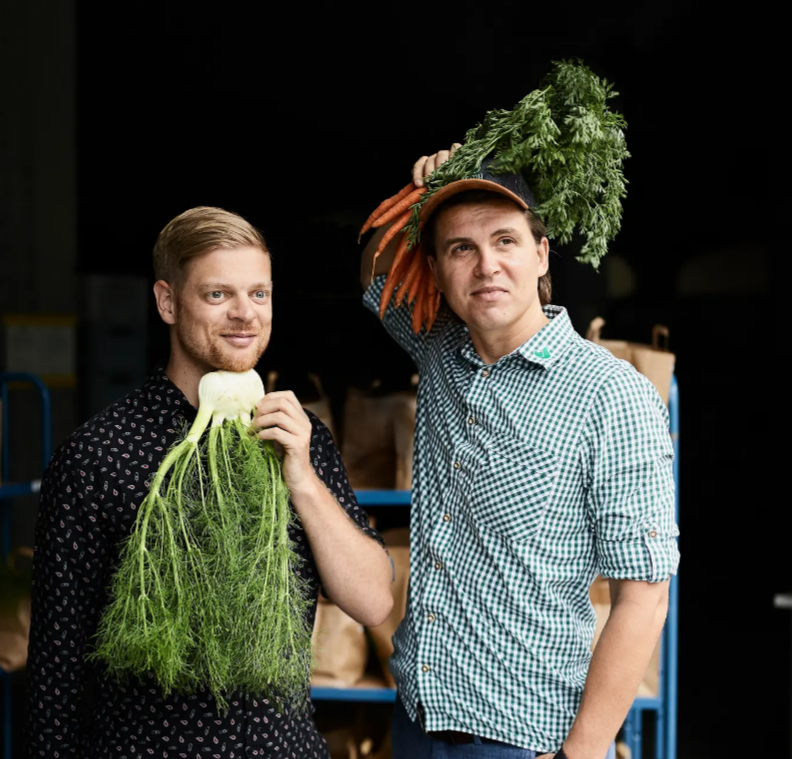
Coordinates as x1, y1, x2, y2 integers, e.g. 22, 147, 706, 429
175, 321, 269, 374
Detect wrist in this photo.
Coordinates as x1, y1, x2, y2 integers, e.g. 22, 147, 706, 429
286, 468, 324, 503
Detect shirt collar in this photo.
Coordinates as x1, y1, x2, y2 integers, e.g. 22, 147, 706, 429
142, 361, 194, 419
458, 305, 577, 369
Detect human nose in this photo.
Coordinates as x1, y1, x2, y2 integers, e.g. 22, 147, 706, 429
476, 246, 501, 278
227, 295, 256, 322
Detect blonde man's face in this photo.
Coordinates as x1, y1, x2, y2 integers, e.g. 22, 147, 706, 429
170, 246, 273, 374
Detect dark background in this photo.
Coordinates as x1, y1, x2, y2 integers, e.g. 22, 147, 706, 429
1, 1, 787, 757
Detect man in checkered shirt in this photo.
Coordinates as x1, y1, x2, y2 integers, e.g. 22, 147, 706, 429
360, 147, 680, 759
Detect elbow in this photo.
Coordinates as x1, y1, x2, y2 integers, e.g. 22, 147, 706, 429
654, 588, 670, 630
364, 592, 394, 628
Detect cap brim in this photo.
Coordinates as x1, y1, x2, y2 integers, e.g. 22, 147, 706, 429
418, 178, 529, 225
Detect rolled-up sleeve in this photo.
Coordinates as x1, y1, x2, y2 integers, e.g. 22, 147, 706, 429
584, 366, 680, 582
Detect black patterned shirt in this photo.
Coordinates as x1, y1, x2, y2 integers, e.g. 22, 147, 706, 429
25, 364, 383, 759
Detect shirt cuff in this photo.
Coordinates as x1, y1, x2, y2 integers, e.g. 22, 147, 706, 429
596, 524, 680, 582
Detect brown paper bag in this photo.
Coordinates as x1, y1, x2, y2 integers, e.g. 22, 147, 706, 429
392, 391, 416, 491
589, 575, 660, 697
341, 379, 417, 491
266, 371, 337, 439
323, 728, 360, 759
586, 318, 676, 405
0, 546, 34, 673
311, 595, 369, 687
368, 529, 410, 688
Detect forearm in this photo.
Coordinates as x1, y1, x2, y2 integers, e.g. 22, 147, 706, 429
290, 473, 393, 626
563, 585, 669, 759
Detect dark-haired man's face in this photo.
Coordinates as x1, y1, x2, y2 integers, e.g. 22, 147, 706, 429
428, 200, 549, 344
166, 246, 273, 374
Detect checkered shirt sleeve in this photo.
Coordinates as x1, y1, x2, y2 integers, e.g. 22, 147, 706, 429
363, 274, 450, 368
584, 365, 680, 582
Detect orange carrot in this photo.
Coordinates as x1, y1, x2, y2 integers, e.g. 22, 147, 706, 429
369, 210, 411, 283
426, 291, 442, 333
371, 188, 426, 229
358, 183, 415, 242
422, 275, 438, 333
412, 283, 428, 334
379, 235, 411, 318
394, 251, 423, 308
405, 258, 426, 306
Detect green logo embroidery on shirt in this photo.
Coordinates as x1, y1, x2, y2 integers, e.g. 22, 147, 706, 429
534, 348, 551, 359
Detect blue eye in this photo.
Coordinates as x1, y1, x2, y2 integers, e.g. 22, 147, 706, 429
208, 291, 224, 300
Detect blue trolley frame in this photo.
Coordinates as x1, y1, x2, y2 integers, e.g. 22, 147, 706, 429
0, 373, 52, 759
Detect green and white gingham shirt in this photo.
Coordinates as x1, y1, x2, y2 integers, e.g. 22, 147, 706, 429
364, 276, 680, 752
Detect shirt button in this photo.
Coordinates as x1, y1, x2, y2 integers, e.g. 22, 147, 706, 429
435, 562, 443, 570
453, 461, 461, 470
482, 369, 490, 378
443, 514, 451, 523
427, 614, 436, 622
649, 530, 658, 538
468, 416, 476, 425
422, 665, 430, 673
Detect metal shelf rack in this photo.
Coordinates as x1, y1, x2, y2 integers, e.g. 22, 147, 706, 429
312, 375, 680, 759
0, 373, 52, 759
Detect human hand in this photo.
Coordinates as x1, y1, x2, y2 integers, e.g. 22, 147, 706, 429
412, 143, 462, 187
253, 391, 315, 491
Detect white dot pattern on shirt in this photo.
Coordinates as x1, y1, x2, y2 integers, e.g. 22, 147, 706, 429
25, 365, 385, 759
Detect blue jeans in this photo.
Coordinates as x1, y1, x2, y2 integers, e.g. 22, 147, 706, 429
391, 697, 617, 759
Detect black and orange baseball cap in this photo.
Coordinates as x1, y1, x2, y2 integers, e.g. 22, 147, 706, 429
418, 157, 538, 226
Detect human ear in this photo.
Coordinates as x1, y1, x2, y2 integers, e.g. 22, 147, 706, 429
153, 280, 177, 325
537, 237, 550, 277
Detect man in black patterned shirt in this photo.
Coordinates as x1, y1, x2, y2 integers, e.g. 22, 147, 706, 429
25, 207, 394, 759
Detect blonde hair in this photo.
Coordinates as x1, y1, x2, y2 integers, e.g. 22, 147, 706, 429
153, 206, 268, 285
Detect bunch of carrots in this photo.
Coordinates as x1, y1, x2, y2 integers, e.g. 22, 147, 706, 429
359, 182, 441, 335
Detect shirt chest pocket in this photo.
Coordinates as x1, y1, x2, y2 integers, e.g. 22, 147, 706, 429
468, 437, 558, 542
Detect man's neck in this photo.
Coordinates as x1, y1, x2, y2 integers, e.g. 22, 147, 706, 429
468, 305, 550, 366
165, 344, 209, 409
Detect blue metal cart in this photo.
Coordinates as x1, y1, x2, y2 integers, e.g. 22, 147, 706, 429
312, 376, 681, 759
0, 373, 52, 759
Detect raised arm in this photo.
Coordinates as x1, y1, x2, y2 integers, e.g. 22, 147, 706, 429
359, 144, 460, 290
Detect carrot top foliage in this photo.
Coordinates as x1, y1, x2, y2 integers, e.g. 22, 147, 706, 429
408, 59, 630, 269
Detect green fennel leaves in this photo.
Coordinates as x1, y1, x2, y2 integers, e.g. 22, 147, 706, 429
91, 371, 312, 713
